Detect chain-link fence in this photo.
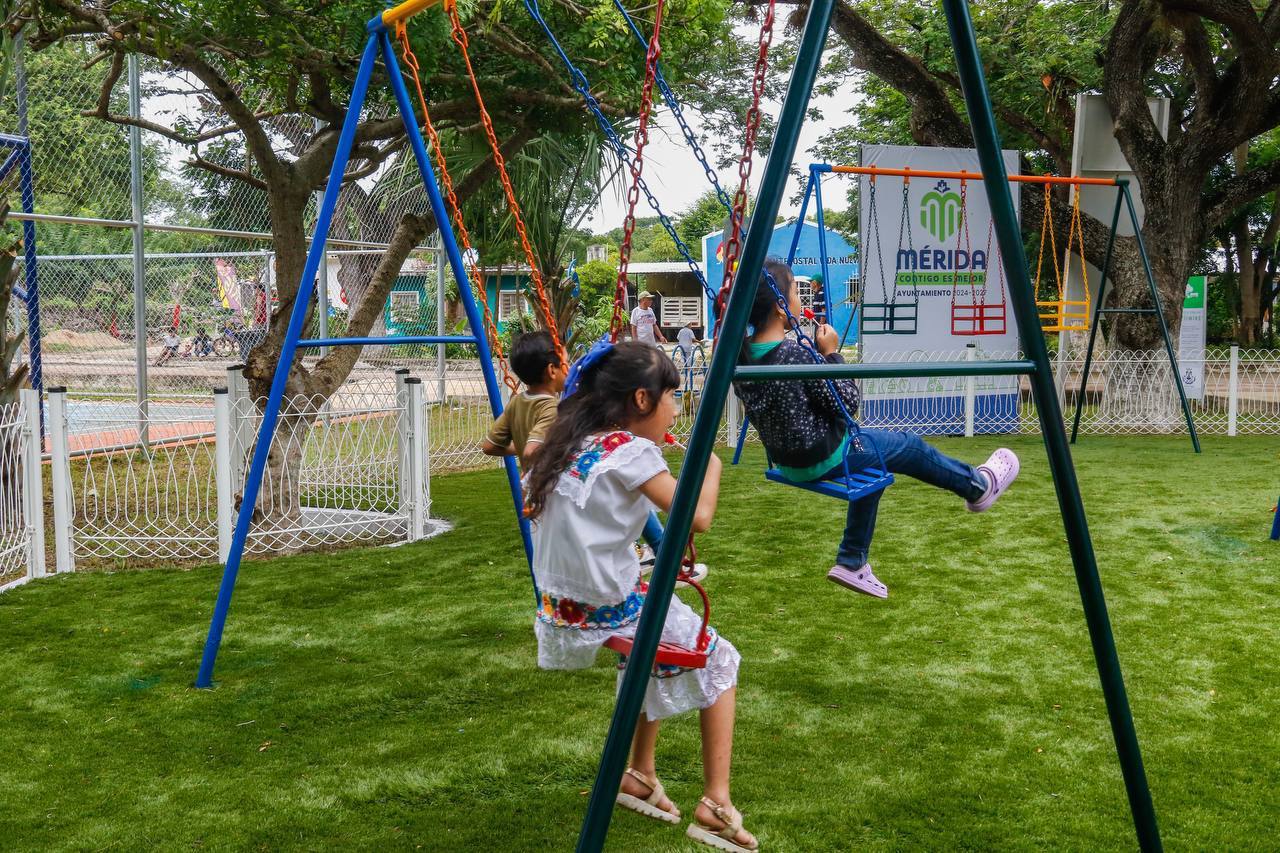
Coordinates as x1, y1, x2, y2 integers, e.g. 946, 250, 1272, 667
2, 37, 450, 416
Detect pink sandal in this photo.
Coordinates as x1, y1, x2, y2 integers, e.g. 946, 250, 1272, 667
827, 564, 888, 599
966, 448, 1020, 513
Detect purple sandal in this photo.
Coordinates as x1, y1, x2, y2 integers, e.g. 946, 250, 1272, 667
966, 448, 1020, 513
827, 564, 888, 599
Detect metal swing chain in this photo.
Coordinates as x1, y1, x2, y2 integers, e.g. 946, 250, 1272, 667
445, 2, 566, 366
892, 176, 912, 307
609, 0, 668, 342
714, 0, 777, 327
394, 23, 518, 393
950, 179, 977, 309
865, 176, 886, 309
522, 0, 714, 302
609, 0, 733, 215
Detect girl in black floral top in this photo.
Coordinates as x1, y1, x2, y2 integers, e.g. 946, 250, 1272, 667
729, 260, 1022, 599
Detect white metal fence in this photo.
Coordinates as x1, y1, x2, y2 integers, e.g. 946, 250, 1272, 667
0, 392, 42, 592
41, 371, 438, 569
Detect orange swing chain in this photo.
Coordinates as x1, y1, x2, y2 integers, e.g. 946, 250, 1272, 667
394, 23, 518, 394
609, 0, 667, 343
444, 1, 566, 367
713, 0, 776, 331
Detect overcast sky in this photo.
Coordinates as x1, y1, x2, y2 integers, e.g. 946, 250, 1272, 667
580, 87, 854, 235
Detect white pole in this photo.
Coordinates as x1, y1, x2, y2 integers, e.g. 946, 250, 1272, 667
407, 378, 427, 541
1054, 329, 1070, 407
128, 54, 150, 448
1227, 343, 1239, 437
226, 364, 249, 489
213, 388, 233, 563
436, 248, 447, 403
47, 387, 73, 573
395, 369, 411, 516
725, 387, 740, 448
964, 343, 976, 438
21, 388, 44, 579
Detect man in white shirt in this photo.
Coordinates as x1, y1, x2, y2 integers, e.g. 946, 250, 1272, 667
629, 290, 666, 345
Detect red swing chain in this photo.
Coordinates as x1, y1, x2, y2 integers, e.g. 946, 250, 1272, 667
394, 23, 518, 394
609, 0, 668, 343
445, 0, 566, 367
713, 0, 777, 334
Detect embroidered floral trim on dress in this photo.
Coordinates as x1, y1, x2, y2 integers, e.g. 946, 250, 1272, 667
537, 581, 646, 630
568, 430, 635, 482
551, 431, 664, 509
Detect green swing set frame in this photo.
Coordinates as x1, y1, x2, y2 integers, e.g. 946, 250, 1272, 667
575, 1, 1165, 851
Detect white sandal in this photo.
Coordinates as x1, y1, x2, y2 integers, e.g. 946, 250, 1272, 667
686, 796, 759, 852
615, 767, 681, 825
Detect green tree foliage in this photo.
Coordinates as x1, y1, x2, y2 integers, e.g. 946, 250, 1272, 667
675, 189, 730, 260
26, 0, 734, 395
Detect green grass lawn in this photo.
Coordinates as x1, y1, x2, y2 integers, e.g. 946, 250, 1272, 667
2, 436, 1278, 850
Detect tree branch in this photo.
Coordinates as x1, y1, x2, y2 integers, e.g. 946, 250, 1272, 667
187, 151, 268, 190
1205, 159, 1280, 226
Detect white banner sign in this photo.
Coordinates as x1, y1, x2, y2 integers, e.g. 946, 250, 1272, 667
858, 144, 1022, 433
1177, 275, 1207, 402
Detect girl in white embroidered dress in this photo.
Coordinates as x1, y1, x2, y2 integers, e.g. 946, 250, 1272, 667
524, 341, 757, 851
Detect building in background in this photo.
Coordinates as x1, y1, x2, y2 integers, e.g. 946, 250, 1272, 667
701, 221, 859, 338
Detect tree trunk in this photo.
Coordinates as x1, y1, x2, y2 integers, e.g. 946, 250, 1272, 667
1106, 184, 1199, 351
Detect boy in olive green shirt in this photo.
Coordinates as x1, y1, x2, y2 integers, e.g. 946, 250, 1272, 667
482, 331, 566, 467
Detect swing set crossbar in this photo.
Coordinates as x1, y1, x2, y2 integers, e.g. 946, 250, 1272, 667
822, 163, 1121, 187
734, 359, 1037, 381
297, 335, 477, 348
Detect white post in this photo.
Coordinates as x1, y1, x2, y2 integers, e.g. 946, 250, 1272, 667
128, 53, 150, 449
394, 369, 411, 515
1054, 329, 1070, 407
406, 378, 427, 541
213, 388, 233, 563
20, 388, 44, 580
963, 343, 977, 438
226, 364, 249, 490
725, 387, 740, 448
47, 387, 73, 573
1226, 344, 1239, 437
436, 248, 447, 403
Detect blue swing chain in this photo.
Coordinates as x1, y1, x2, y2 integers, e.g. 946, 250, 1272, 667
522, 0, 717, 301
610, 0, 733, 216
761, 270, 891, 479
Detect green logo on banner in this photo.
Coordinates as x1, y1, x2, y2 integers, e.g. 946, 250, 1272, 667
1184, 275, 1206, 310
919, 180, 962, 242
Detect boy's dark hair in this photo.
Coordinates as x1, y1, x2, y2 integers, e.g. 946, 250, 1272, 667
510, 330, 559, 387
523, 342, 679, 518
712, 258, 795, 364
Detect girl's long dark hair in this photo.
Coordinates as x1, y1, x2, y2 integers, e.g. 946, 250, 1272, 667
524, 341, 679, 519
713, 258, 796, 364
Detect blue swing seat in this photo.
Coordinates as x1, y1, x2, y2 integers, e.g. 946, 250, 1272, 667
764, 467, 894, 501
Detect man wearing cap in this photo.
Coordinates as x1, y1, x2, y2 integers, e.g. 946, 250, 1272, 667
629, 290, 666, 345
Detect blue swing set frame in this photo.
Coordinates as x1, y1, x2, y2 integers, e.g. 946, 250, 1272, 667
194, 5, 533, 688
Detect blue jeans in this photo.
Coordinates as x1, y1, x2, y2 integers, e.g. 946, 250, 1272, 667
642, 512, 664, 550
821, 429, 987, 568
